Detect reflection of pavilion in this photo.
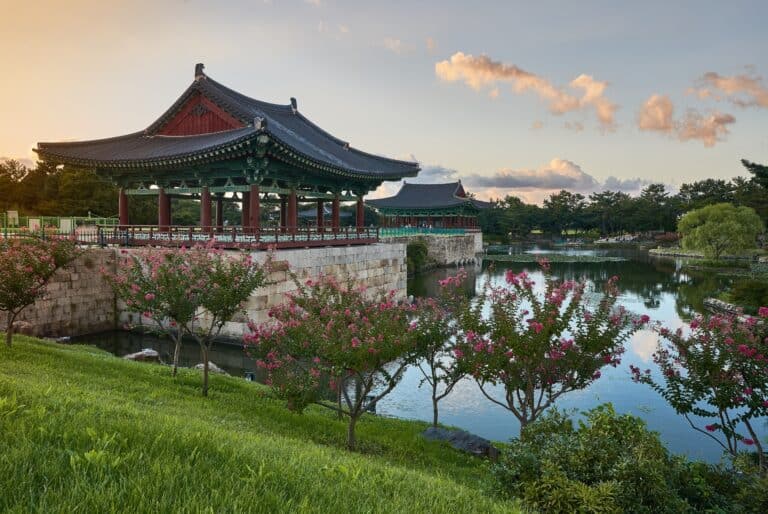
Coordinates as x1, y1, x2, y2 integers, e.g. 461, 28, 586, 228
35, 64, 418, 248
369, 182, 489, 229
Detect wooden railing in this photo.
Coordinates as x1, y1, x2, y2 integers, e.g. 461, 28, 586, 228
95, 225, 379, 249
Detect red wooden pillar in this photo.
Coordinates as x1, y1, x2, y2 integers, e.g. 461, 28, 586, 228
158, 188, 170, 230
332, 196, 340, 232
249, 184, 261, 232
118, 188, 129, 227
356, 196, 364, 231
201, 186, 212, 230
215, 197, 223, 230
280, 195, 287, 233
316, 200, 324, 232
241, 191, 250, 228
288, 189, 298, 233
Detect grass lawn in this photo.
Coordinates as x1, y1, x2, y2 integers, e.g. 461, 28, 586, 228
0, 336, 521, 513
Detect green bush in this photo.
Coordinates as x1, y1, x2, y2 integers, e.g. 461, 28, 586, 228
728, 279, 768, 313
492, 404, 765, 513
406, 239, 430, 273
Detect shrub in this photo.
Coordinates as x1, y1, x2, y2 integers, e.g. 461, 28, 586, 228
491, 404, 755, 513
728, 279, 768, 313
406, 239, 430, 274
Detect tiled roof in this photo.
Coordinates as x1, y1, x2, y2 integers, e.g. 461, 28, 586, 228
35, 65, 420, 180
368, 182, 490, 210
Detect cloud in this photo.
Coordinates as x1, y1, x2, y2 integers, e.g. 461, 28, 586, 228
383, 37, 405, 54
638, 94, 735, 147
304, 0, 322, 6
338, 24, 349, 34
369, 162, 459, 200
464, 158, 599, 190
434, 52, 617, 130
530, 120, 544, 130
676, 110, 736, 147
602, 176, 653, 192
693, 71, 768, 108
638, 94, 674, 133
426, 37, 436, 53
564, 121, 584, 132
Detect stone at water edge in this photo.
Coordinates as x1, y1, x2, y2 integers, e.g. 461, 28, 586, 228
194, 362, 229, 375
422, 426, 500, 461
123, 348, 161, 363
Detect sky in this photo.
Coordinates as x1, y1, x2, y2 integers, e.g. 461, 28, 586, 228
1, 0, 766, 203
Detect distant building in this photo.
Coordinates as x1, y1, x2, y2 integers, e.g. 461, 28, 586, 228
368, 181, 489, 228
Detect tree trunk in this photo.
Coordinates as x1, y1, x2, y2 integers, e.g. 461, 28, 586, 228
5, 311, 17, 348
172, 335, 181, 377
201, 345, 209, 397
432, 395, 439, 427
346, 415, 358, 451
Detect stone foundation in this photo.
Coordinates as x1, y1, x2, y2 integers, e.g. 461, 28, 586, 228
12, 248, 117, 338
119, 243, 407, 339
381, 232, 483, 267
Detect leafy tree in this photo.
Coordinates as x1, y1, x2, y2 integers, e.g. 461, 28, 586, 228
106, 247, 202, 376
631, 310, 768, 472
0, 237, 79, 347
449, 260, 647, 428
741, 159, 768, 189
107, 244, 268, 395
412, 293, 465, 426
246, 275, 418, 450
543, 190, 586, 236
677, 179, 735, 212
678, 203, 764, 259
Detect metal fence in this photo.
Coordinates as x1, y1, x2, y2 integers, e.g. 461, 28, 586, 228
379, 227, 479, 237
1, 212, 118, 240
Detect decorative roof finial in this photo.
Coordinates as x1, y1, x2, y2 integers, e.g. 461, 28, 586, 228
195, 63, 205, 80
254, 117, 267, 130
290, 97, 298, 114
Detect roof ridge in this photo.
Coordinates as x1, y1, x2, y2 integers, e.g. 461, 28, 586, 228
37, 131, 146, 148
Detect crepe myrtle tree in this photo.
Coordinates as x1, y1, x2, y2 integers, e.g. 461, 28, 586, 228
449, 259, 648, 429
105, 247, 200, 376
107, 243, 269, 395
245, 275, 418, 451
0, 237, 79, 347
631, 310, 768, 472
412, 281, 469, 427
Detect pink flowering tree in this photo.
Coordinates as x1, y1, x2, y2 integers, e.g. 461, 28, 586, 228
107, 244, 269, 395
0, 237, 79, 347
448, 259, 647, 429
412, 294, 466, 427
106, 247, 201, 376
184, 246, 268, 396
245, 275, 418, 451
630, 310, 768, 471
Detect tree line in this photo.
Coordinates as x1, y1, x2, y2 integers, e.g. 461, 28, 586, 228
478, 159, 768, 238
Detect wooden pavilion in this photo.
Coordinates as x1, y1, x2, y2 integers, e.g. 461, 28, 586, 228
368, 181, 489, 229
35, 64, 419, 248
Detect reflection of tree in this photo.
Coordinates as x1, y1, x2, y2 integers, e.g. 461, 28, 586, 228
410, 250, 730, 319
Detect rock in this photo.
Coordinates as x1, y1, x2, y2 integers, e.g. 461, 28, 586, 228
11, 321, 35, 336
422, 426, 500, 461
123, 348, 161, 362
194, 362, 228, 375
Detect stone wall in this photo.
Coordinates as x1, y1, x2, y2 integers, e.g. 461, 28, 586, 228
381, 232, 483, 267
13, 248, 117, 338
120, 243, 407, 339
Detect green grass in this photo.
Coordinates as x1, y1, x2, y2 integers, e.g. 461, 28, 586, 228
0, 336, 521, 513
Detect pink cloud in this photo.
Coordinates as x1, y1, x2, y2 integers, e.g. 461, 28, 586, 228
434, 52, 617, 130
694, 71, 768, 108
638, 94, 674, 133
637, 94, 735, 147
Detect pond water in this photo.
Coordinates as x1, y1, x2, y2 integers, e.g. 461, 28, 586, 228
73, 246, 766, 462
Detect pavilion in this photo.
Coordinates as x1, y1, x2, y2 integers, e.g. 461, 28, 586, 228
368, 181, 489, 229
35, 64, 419, 247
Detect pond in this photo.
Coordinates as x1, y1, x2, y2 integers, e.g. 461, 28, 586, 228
73, 246, 765, 462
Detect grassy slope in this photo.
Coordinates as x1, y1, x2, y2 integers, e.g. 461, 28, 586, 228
0, 336, 521, 513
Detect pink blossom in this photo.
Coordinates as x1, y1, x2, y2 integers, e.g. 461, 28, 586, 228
640, 314, 650, 324
592, 370, 601, 380
454, 349, 464, 359
743, 438, 755, 446
705, 424, 718, 432
144, 293, 155, 301
759, 306, 768, 318
351, 337, 361, 348
689, 319, 700, 330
